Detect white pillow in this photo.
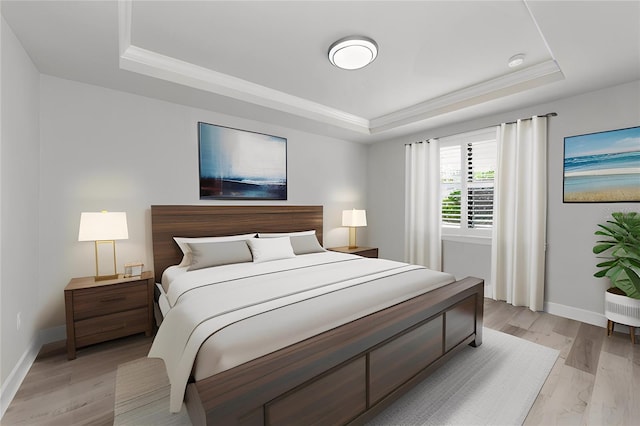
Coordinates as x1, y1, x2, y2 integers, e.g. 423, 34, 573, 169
186, 240, 252, 271
258, 230, 324, 255
246, 237, 295, 263
173, 233, 256, 267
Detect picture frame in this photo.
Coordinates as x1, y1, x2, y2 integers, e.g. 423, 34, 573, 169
563, 125, 640, 203
124, 262, 143, 278
198, 122, 287, 200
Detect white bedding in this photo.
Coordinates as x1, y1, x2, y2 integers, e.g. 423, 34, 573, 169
160, 265, 188, 292
155, 284, 171, 318
148, 251, 455, 412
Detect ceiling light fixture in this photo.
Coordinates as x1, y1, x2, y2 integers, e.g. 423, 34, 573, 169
328, 36, 378, 70
508, 53, 526, 68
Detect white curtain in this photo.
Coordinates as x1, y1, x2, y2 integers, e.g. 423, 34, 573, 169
491, 116, 548, 311
405, 139, 442, 271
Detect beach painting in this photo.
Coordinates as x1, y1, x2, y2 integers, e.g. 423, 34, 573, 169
198, 122, 287, 200
563, 126, 640, 203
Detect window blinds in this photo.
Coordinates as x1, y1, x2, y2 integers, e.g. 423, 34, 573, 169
440, 145, 462, 225
466, 139, 496, 229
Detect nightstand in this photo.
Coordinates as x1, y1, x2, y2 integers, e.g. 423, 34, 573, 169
328, 246, 379, 258
64, 271, 154, 360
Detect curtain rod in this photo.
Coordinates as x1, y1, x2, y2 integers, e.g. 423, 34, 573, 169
406, 112, 558, 145
503, 112, 557, 125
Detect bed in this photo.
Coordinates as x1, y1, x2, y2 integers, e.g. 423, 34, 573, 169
149, 205, 484, 425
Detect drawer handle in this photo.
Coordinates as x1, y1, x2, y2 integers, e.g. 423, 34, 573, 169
102, 324, 126, 333
100, 296, 126, 303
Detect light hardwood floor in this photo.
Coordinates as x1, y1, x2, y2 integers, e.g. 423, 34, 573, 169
2, 299, 639, 425
2, 334, 152, 425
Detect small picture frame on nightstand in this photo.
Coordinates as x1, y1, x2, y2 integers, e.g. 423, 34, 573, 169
124, 262, 143, 278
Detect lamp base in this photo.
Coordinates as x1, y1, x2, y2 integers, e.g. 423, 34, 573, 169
95, 273, 120, 282
348, 227, 358, 249
93, 240, 119, 281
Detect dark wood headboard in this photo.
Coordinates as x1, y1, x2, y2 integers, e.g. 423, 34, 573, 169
150, 205, 324, 282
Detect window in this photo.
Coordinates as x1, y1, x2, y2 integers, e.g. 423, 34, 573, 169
440, 128, 497, 237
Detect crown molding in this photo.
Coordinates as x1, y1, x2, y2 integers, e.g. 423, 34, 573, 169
117, 0, 564, 137
369, 60, 564, 134
119, 45, 371, 133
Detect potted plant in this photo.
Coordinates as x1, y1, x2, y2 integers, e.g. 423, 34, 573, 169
593, 211, 640, 343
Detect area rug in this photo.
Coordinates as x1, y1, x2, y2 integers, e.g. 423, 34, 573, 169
114, 328, 558, 426
367, 328, 559, 425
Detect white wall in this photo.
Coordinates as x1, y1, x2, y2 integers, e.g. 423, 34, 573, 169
368, 79, 640, 324
544, 81, 639, 319
442, 239, 492, 283
0, 15, 41, 408
37, 74, 369, 330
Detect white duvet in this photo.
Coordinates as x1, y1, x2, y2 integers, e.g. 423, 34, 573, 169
148, 251, 455, 412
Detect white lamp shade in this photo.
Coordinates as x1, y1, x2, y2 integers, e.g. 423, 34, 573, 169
342, 209, 367, 227
78, 211, 129, 241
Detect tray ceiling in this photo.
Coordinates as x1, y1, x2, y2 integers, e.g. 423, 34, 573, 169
2, 1, 639, 142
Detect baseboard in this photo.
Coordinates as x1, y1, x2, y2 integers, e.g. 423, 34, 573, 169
544, 301, 608, 328
544, 302, 607, 328
0, 325, 66, 419
0, 335, 40, 419
545, 300, 640, 336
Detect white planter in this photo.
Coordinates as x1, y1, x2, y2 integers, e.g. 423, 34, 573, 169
605, 287, 640, 327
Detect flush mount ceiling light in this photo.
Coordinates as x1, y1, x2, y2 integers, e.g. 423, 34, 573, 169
508, 53, 526, 68
328, 36, 378, 70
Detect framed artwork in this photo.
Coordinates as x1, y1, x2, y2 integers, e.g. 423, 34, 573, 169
198, 122, 287, 200
563, 126, 640, 203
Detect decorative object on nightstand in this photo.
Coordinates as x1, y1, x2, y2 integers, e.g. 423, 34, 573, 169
124, 262, 144, 278
328, 246, 378, 259
342, 209, 367, 249
64, 271, 154, 360
78, 211, 128, 280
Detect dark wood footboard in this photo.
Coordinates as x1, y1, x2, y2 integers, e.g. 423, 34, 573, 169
185, 276, 484, 426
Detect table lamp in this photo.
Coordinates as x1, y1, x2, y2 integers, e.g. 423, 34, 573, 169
342, 209, 367, 249
78, 211, 128, 280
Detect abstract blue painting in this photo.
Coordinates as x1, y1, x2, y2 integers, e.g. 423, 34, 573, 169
563, 126, 640, 202
198, 122, 287, 200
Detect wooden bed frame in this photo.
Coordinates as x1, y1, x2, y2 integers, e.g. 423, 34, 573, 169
151, 205, 484, 426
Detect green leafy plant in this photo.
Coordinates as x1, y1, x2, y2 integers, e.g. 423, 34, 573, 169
593, 212, 640, 299
442, 190, 461, 224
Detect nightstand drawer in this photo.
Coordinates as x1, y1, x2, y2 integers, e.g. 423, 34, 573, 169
73, 281, 147, 320
75, 308, 148, 347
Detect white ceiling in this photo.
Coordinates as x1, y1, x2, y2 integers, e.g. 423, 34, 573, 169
2, 1, 639, 143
